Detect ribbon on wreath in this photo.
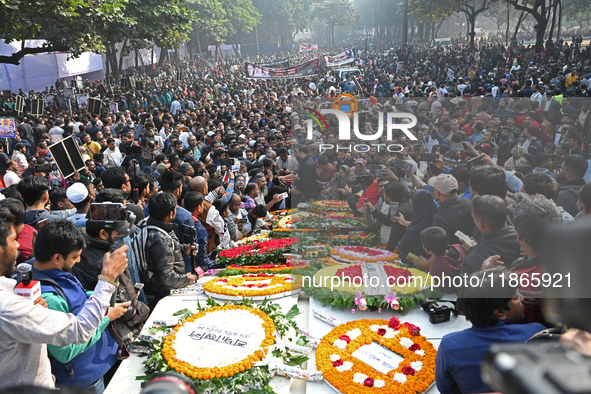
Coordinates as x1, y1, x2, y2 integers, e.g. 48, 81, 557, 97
352, 291, 367, 313
378, 291, 401, 313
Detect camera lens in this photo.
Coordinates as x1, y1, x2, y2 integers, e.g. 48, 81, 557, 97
141, 372, 198, 394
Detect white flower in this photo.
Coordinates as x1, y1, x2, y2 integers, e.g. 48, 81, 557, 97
374, 380, 386, 388
347, 328, 362, 340
415, 349, 425, 356
330, 354, 341, 362
353, 372, 368, 384
393, 373, 407, 384
399, 337, 414, 349
384, 328, 399, 339
336, 361, 353, 372
333, 339, 348, 350
411, 361, 423, 371
369, 324, 380, 331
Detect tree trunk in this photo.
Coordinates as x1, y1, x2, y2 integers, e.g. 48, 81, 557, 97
468, 15, 476, 48
548, 2, 557, 42
157, 46, 167, 68
513, 10, 526, 40
505, 6, 511, 43
556, 0, 562, 42
535, 18, 548, 53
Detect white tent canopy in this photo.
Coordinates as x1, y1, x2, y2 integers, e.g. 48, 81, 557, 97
0, 40, 105, 94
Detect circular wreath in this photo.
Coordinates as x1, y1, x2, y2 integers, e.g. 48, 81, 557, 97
316, 317, 436, 393
203, 274, 293, 298
310, 200, 351, 213
163, 305, 276, 380
331, 246, 398, 263
313, 264, 431, 295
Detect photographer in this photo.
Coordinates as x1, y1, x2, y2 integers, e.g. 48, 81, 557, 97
29, 220, 131, 391
435, 268, 546, 394
74, 207, 149, 350
136, 192, 197, 308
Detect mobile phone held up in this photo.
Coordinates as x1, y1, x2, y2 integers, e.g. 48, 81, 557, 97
390, 202, 399, 220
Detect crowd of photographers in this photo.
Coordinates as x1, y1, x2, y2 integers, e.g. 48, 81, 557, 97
1, 35, 591, 393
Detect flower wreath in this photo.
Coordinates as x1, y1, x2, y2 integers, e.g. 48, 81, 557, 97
163, 305, 276, 380
138, 298, 307, 394
310, 200, 351, 213
203, 274, 294, 298
331, 246, 398, 263
316, 317, 436, 393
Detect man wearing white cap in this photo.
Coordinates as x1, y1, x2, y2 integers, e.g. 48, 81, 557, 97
428, 174, 475, 245
66, 182, 92, 223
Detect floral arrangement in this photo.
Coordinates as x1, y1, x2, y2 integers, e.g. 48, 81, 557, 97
235, 233, 271, 245
203, 274, 294, 298
331, 246, 398, 263
292, 215, 368, 232
217, 238, 295, 267
138, 298, 308, 394
310, 200, 351, 213
316, 317, 436, 393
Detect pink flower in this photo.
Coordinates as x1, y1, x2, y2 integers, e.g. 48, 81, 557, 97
409, 343, 421, 351
332, 359, 343, 367
377, 328, 387, 336
364, 378, 374, 387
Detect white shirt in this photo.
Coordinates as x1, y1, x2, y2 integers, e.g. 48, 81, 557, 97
3, 170, 20, 187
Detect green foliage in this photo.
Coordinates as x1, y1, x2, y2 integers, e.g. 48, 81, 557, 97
406, 0, 459, 23
220, 0, 261, 37
314, 0, 361, 28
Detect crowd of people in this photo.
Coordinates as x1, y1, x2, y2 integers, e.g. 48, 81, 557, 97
1, 34, 591, 393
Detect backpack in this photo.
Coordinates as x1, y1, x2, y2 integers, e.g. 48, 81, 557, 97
130, 218, 172, 280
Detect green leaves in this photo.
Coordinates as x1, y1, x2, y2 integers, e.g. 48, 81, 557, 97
285, 304, 301, 320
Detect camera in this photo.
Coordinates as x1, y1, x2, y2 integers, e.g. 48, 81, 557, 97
141, 371, 198, 394
420, 299, 458, 324
34, 164, 52, 173
421, 152, 437, 162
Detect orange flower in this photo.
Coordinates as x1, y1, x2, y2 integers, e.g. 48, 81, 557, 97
316, 318, 436, 394
162, 305, 276, 380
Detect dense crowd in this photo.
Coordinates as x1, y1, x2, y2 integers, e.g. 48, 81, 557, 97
1, 35, 591, 394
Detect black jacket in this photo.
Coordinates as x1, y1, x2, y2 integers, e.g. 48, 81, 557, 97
297, 155, 320, 200
461, 226, 522, 275
556, 179, 586, 218
433, 196, 475, 245
143, 216, 190, 296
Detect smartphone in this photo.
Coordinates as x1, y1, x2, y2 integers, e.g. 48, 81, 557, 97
390, 202, 399, 220
90, 203, 126, 222
394, 159, 413, 172
455, 230, 477, 247
450, 142, 465, 152
406, 252, 421, 264
466, 155, 483, 169
134, 283, 144, 292
375, 169, 383, 178
236, 218, 247, 224
278, 192, 289, 200
421, 153, 436, 162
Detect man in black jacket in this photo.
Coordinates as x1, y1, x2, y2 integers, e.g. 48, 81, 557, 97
141, 192, 197, 308
556, 154, 589, 217
460, 195, 522, 275
429, 173, 475, 244
294, 145, 319, 202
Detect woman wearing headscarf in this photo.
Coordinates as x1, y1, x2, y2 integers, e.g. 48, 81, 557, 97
396, 190, 438, 265
352, 158, 370, 174
504, 145, 525, 170
328, 165, 356, 200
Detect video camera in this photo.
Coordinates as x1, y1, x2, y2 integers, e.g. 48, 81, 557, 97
482, 221, 591, 394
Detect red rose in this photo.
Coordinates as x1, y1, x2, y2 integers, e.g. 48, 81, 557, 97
332, 359, 343, 367
402, 366, 416, 376
364, 378, 374, 387
404, 322, 421, 336
377, 328, 387, 336
338, 335, 351, 343
409, 343, 421, 351
388, 317, 401, 330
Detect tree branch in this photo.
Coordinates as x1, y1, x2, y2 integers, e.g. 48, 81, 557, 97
506, 0, 543, 21
0, 45, 70, 65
